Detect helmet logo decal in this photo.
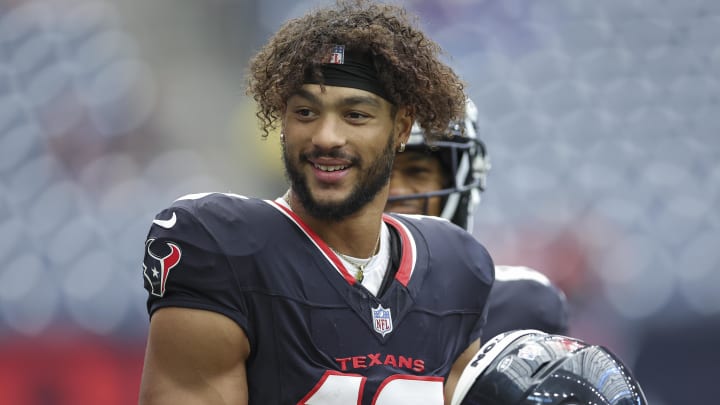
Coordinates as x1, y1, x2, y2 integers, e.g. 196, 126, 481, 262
496, 356, 513, 372
517, 343, 543, 361
558, 337, 586, 352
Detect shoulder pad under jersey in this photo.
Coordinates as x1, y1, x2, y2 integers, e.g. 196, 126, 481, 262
485, 265, 569, 338
147, 192, 275, 256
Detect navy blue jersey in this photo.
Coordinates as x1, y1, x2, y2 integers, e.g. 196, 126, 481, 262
142, 193, 494, 404
482, 265, 568, 341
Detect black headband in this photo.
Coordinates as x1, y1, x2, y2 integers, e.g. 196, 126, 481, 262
304, 45, 390, 102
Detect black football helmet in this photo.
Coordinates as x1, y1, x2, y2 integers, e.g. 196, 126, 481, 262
451, 330, 648, 405
388, 98, 490, 232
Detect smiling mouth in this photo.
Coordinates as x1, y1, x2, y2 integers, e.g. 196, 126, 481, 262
314, 163, 348, 172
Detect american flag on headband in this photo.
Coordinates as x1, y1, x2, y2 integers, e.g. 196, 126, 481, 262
327, 45, 345, 64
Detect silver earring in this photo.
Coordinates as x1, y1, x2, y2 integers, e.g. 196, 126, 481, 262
398, 142, 406, 152
280, 133, 285, 142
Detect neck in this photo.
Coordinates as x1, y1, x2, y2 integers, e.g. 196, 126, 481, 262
283, 188, 387, 258
335, 226, 382, 260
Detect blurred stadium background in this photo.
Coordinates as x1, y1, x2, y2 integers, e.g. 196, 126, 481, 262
1, 0, 718, 403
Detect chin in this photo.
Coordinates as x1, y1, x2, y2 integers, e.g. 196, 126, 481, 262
309, 188, 350, 205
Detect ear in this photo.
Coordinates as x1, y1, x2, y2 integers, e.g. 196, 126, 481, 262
394, 106, 414, 149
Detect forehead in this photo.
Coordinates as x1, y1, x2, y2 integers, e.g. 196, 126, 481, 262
393, 150, 450, 182
290, 84, 388, 108
394, 150, 441, 165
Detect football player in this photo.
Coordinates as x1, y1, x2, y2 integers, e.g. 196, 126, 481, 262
139, 1, 494, 404
450, 329, 648, 405
385, 99, 569, 341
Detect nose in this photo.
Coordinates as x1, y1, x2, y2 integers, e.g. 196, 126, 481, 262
312, 116, 346, 151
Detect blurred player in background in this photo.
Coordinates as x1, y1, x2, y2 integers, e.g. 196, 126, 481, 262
385, 99, 568, 341
139, 1, 495, 404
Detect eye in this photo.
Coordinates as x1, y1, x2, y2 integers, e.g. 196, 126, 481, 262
405, 165, 432, 177
294, 108, 317, 120
346, 111, 371, 122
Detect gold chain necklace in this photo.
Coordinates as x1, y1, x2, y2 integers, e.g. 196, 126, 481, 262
331, 230, 381, 283
282, 190, 381, 283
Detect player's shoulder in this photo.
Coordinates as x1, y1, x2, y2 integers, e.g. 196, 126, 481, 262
389, 212, 452, 227
148, 192, 278, 254
488, 265, 569, 335
168, 192, 266, 216
388, 213, 494, 283
162, 192, 278, 226
493, 265, 566, 301
390, 213, 488, 252
495, 265, 554, 286
389, 212, 471, 240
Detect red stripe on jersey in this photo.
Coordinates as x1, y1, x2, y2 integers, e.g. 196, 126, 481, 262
381, 214, 415, 286
270, 200, 358, 285
269, 200, 417, 287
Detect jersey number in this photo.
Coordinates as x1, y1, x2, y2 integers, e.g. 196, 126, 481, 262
299, 371, 444, 404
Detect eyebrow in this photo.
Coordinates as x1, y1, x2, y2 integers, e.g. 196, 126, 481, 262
292, 88, 382, 109
402, 150, 438, 162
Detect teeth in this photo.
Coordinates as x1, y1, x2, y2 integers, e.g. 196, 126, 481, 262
315, 164, 347, 172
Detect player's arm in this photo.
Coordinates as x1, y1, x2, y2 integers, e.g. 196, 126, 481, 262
444, 338, 481, 405
441, 226, 493, 403
139, 307, 250, 405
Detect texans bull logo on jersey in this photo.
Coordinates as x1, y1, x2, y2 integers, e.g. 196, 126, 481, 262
143, 238, 182, 297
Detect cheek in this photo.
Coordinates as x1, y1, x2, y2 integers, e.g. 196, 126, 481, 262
396, 173, 443, 193
282, 133, 309, 156
394, 175, 425, 192
427, 197, 444, 217
282, 120, 314, 142
425, 175, 447, 215
423, 175, 446, 193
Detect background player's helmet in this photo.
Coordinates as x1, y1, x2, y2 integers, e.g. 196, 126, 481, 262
388, 98, 490, 232
451, 330, 648, 405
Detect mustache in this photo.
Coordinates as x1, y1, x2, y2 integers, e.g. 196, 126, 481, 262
302, 147, 359, 164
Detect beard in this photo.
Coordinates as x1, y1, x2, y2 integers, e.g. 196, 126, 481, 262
282, 131, 396, 222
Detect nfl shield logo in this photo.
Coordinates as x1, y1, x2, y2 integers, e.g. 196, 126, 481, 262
328, 44, 345, 64
371, 304, 393, 337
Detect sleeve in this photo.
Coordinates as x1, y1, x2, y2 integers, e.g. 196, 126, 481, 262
141, 203, 250, 335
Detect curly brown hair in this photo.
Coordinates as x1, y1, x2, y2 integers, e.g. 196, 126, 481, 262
246, 0, 466, 141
